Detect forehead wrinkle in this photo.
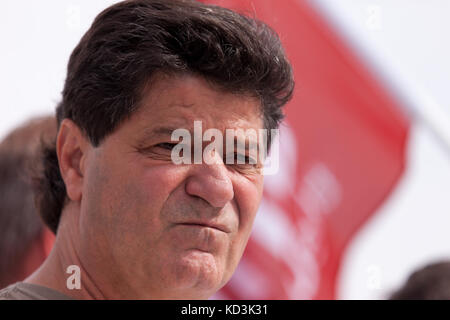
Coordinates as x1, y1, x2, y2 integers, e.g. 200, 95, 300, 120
134, 77, 264, 146
137, 124, 189, 145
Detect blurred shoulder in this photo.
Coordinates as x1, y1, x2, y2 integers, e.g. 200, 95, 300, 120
0, 282, 72, 300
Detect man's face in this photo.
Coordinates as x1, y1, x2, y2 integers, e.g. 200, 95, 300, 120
78, 74, 264, 299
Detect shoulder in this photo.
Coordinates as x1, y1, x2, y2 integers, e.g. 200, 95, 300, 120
0, 282, 73, 300
0, 282, 23, 300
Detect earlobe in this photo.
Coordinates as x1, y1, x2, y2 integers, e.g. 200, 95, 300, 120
56, 119, 88, 202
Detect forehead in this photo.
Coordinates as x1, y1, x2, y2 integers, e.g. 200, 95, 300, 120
129, 74, 263, 136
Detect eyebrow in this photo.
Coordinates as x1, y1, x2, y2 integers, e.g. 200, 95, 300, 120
233, 137, 260, 152
152, 127, 180, 137
137, 126, 262, 153
137, 126, 186, 145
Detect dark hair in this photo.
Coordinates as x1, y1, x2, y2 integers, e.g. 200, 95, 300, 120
39, 0, 294, 234
390, 262, 450, 300
0, 116, 56, 288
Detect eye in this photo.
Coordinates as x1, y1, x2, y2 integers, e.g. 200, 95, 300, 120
224, 152, 258, 168
155, 142, 177, 151
234, 153, 257, 164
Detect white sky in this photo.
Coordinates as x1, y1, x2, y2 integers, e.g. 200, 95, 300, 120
0, 0, 119, 140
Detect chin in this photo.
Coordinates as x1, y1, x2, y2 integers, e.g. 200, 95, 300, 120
171, 249, 225, 298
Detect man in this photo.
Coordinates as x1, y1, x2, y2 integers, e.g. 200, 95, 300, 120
0, 0, 293, 299
0, 117, 56, 290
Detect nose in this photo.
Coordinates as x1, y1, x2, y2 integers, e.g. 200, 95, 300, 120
185, 161, 234, 209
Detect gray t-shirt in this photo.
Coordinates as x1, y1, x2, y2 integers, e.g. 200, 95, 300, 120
0, 282, 73, 300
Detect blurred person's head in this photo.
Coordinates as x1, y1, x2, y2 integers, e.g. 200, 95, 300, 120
0, 116, 56, 289
30, 0, 294, 299
390, 261, 450, 300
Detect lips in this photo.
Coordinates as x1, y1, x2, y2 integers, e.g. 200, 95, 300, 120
177, 221, 231, 233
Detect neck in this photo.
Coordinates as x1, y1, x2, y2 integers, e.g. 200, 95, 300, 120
24, 202, 106, 300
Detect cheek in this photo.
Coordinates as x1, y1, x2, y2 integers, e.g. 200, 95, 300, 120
233, 175, 264, 235
217, 175, 263, 285
80, 161, 188, 268
106, 164, 190, 241
139, 165, 187, 205
232, 176, 263, 255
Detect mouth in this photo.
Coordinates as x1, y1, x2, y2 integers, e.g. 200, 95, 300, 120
178, 222, 231, 234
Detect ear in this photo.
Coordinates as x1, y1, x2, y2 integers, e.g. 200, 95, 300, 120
56, 119, 89, 202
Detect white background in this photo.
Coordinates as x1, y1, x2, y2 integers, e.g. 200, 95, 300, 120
0, 0, 449, 299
